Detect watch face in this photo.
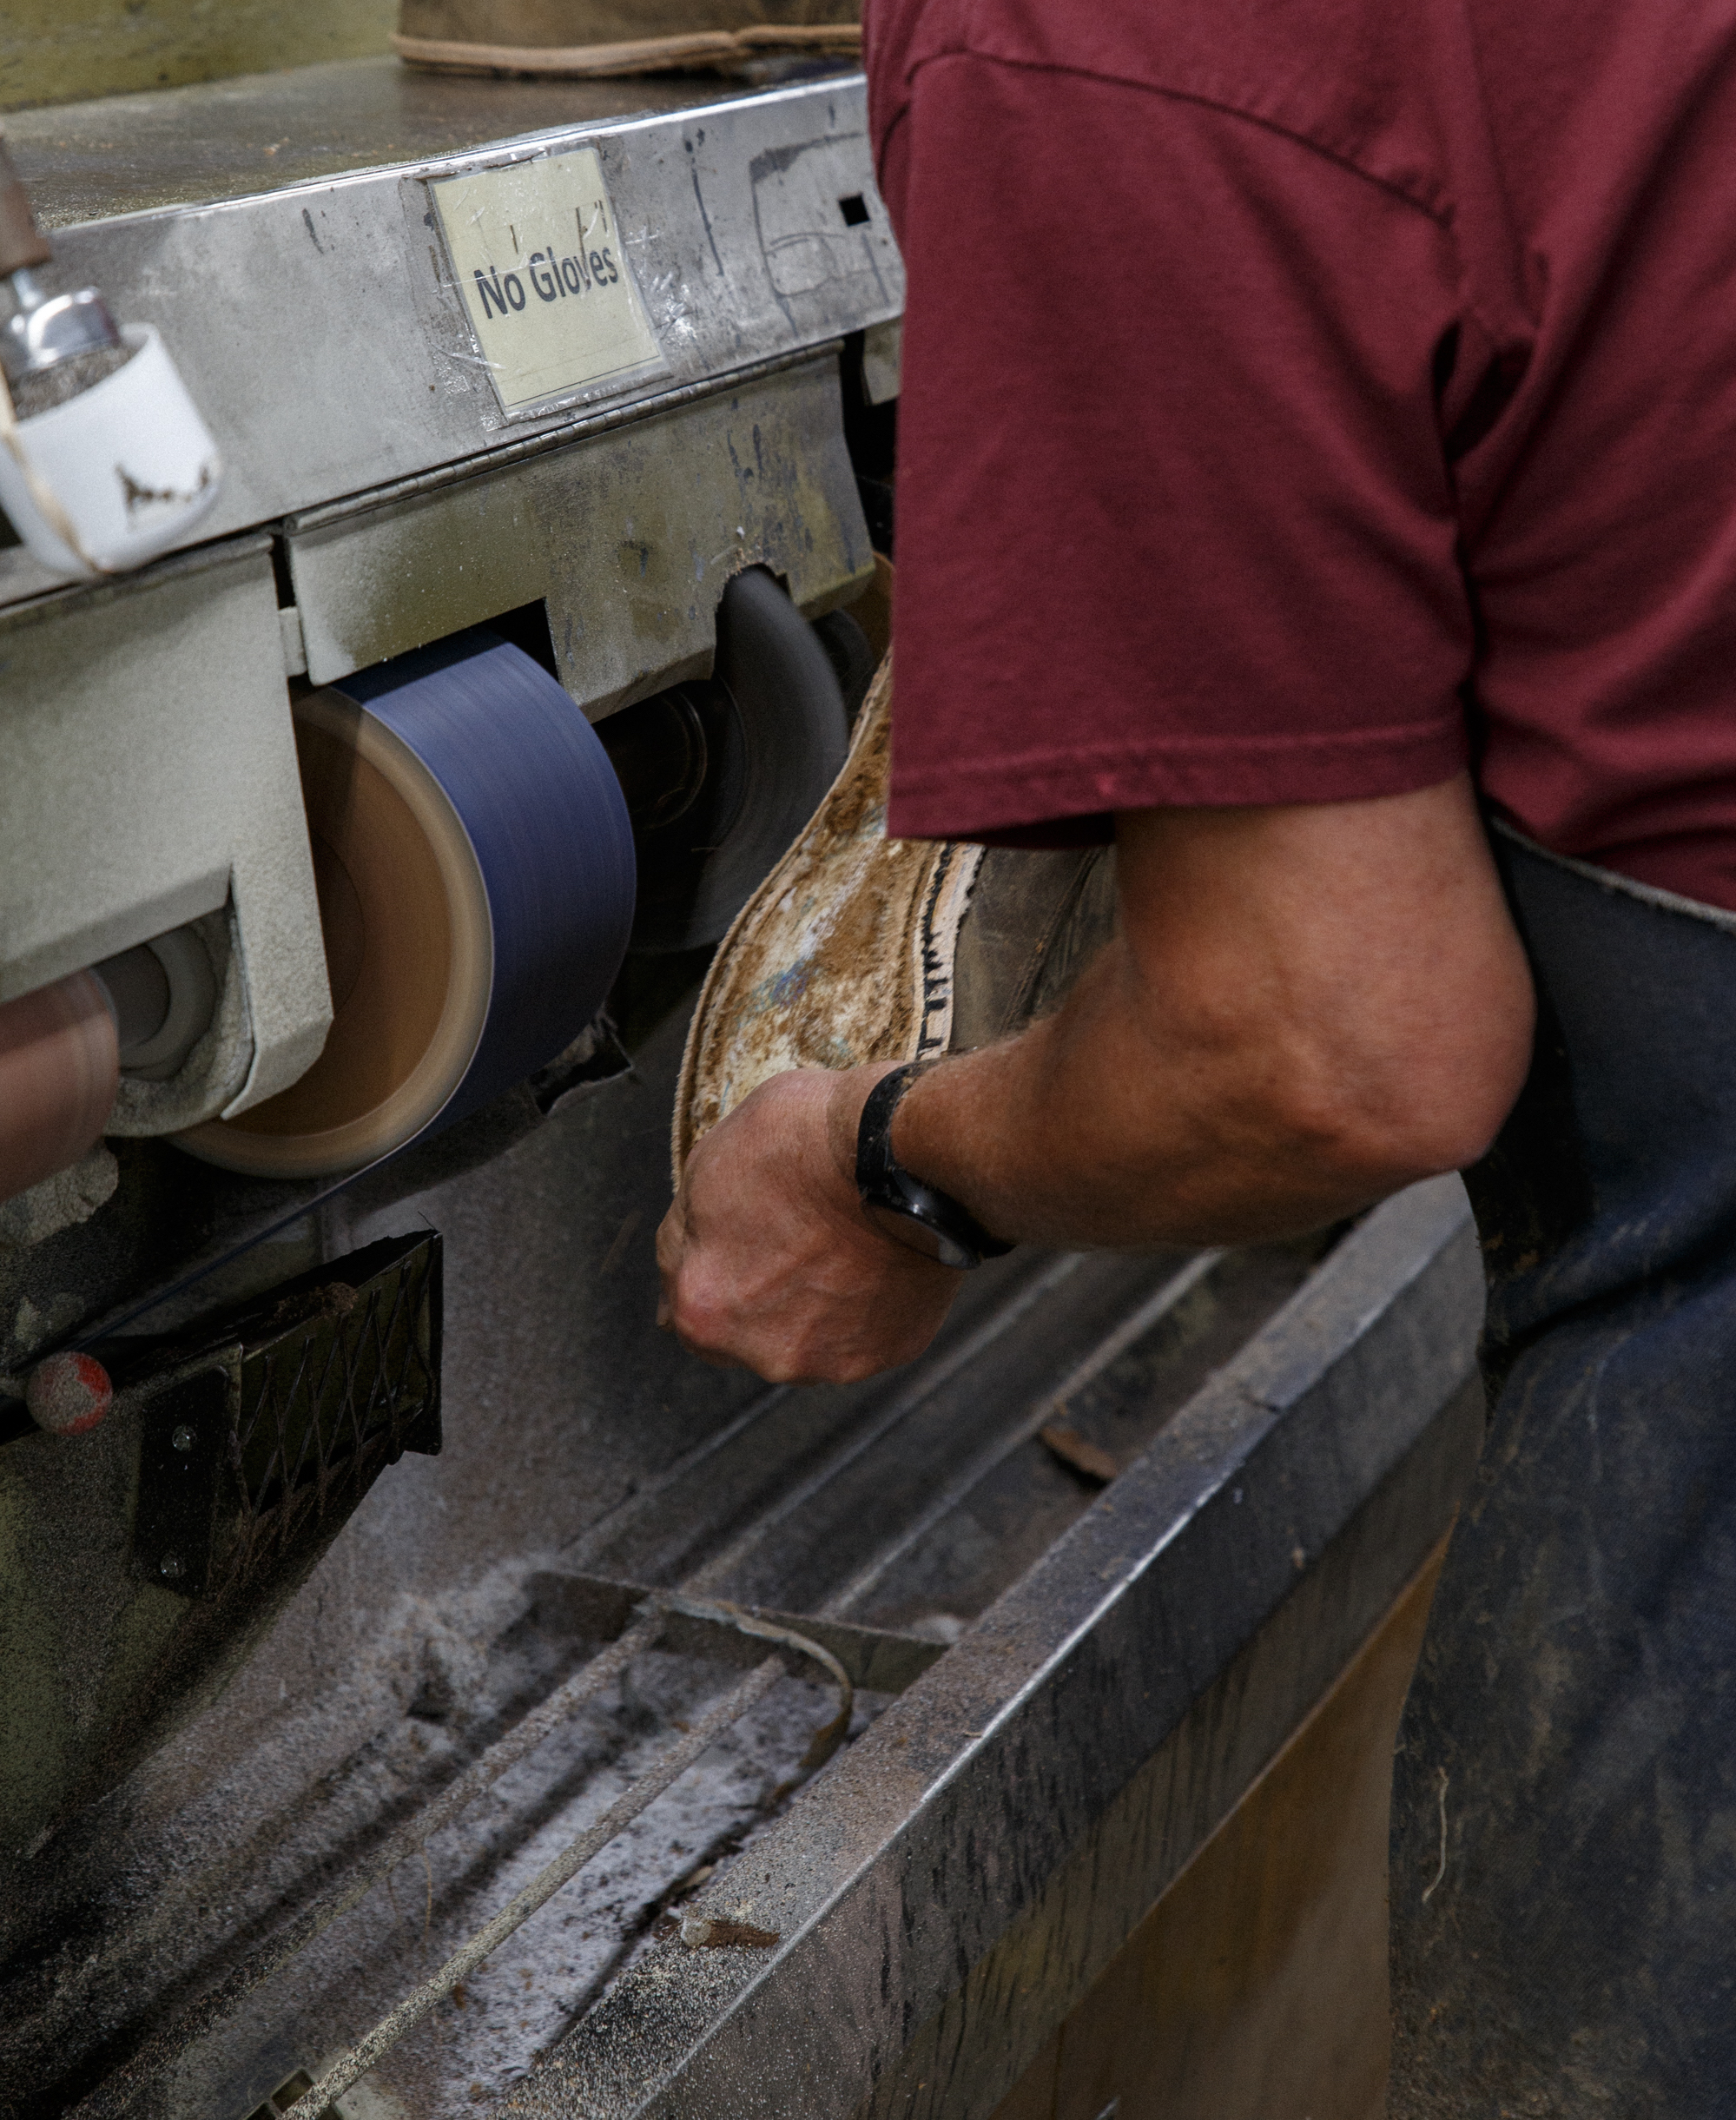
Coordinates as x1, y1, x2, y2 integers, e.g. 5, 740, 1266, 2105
863, 1200, 972, 1269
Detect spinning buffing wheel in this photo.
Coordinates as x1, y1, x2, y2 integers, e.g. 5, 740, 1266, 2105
608, 566, 852, 952
178, 631, 635, 1179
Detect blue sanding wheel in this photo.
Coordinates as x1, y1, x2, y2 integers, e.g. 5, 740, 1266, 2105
179, 631, 636, 1179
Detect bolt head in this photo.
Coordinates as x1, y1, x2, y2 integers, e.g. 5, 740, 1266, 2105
170, 1424, 195, 1452
158, 1554, 185, 1581
26, 1351, 113, 1437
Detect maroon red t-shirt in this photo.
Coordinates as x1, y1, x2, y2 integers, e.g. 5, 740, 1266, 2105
866, 0, 1736, 912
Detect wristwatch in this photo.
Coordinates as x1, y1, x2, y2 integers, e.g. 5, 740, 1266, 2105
855, 1061, 1014, 1270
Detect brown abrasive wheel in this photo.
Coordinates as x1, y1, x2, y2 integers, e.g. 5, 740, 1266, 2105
175, 689, 492, 1179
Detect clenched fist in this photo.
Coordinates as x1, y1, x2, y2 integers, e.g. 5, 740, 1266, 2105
656, 1064, 962, 1384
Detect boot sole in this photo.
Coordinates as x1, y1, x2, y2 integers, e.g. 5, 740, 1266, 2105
393, 24, 860, 78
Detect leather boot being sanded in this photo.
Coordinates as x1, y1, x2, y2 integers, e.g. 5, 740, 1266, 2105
673, 631, 1117, 1185
395, 0, 860, 79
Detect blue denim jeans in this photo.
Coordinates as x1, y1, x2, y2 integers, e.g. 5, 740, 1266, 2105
1390, 829, 1736, 2116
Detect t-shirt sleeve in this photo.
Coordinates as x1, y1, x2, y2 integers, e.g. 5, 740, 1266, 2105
881, 51, 1475, 842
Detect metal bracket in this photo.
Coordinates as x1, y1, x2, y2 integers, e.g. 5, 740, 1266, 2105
134, 1357, 240, 1596
529, 1569, 946, 1698
130, 1231, 443, 1600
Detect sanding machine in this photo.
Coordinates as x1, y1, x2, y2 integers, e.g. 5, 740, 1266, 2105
0, 53, 1478, 2120
0, 56, 893, 1203
0, 36, 892, 1928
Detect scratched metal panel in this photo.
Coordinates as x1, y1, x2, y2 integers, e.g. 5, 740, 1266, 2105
286, 353, 875, 708
0, 73, 901, 614
0, 539, 330, 1109
3, 59, 724, 226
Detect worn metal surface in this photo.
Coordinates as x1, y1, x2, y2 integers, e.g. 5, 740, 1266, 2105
496, 1179, 1483, 2120
2, 58, 734, 218
0, 68, 898, 611
67, 1585, 936, 2120
282, 1657, 792, 2120
0, 536, 329, 1104
287, 352, 873, 703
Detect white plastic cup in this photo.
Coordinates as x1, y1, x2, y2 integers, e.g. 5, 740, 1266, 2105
0, 323, 222, 580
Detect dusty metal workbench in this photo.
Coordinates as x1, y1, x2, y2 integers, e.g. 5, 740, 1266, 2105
1, 1012, 1482, 2119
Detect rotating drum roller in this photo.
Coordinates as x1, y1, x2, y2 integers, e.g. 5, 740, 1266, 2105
0, 972, 118, 1204
178, 631, 635, 1179
611, 566, 851, 952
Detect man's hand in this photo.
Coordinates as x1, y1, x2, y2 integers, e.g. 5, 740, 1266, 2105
657, 1063, 963, 1384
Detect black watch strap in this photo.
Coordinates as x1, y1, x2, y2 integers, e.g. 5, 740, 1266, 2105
855, 1061, 1014, 1271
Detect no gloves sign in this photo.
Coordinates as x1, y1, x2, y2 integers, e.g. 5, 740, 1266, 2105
432, 145, 665, 413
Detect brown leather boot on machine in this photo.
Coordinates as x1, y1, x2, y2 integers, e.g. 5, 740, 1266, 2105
673, 571, 1119, 1186
394, 0, 860, 79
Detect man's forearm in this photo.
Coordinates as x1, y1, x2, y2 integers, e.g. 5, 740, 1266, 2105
881, 943, 1415, 1251
881, 781, 1536, 1252
662, 775, 1534, 1382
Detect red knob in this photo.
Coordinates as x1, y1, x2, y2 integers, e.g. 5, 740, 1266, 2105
27, 1351, 113, 1436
